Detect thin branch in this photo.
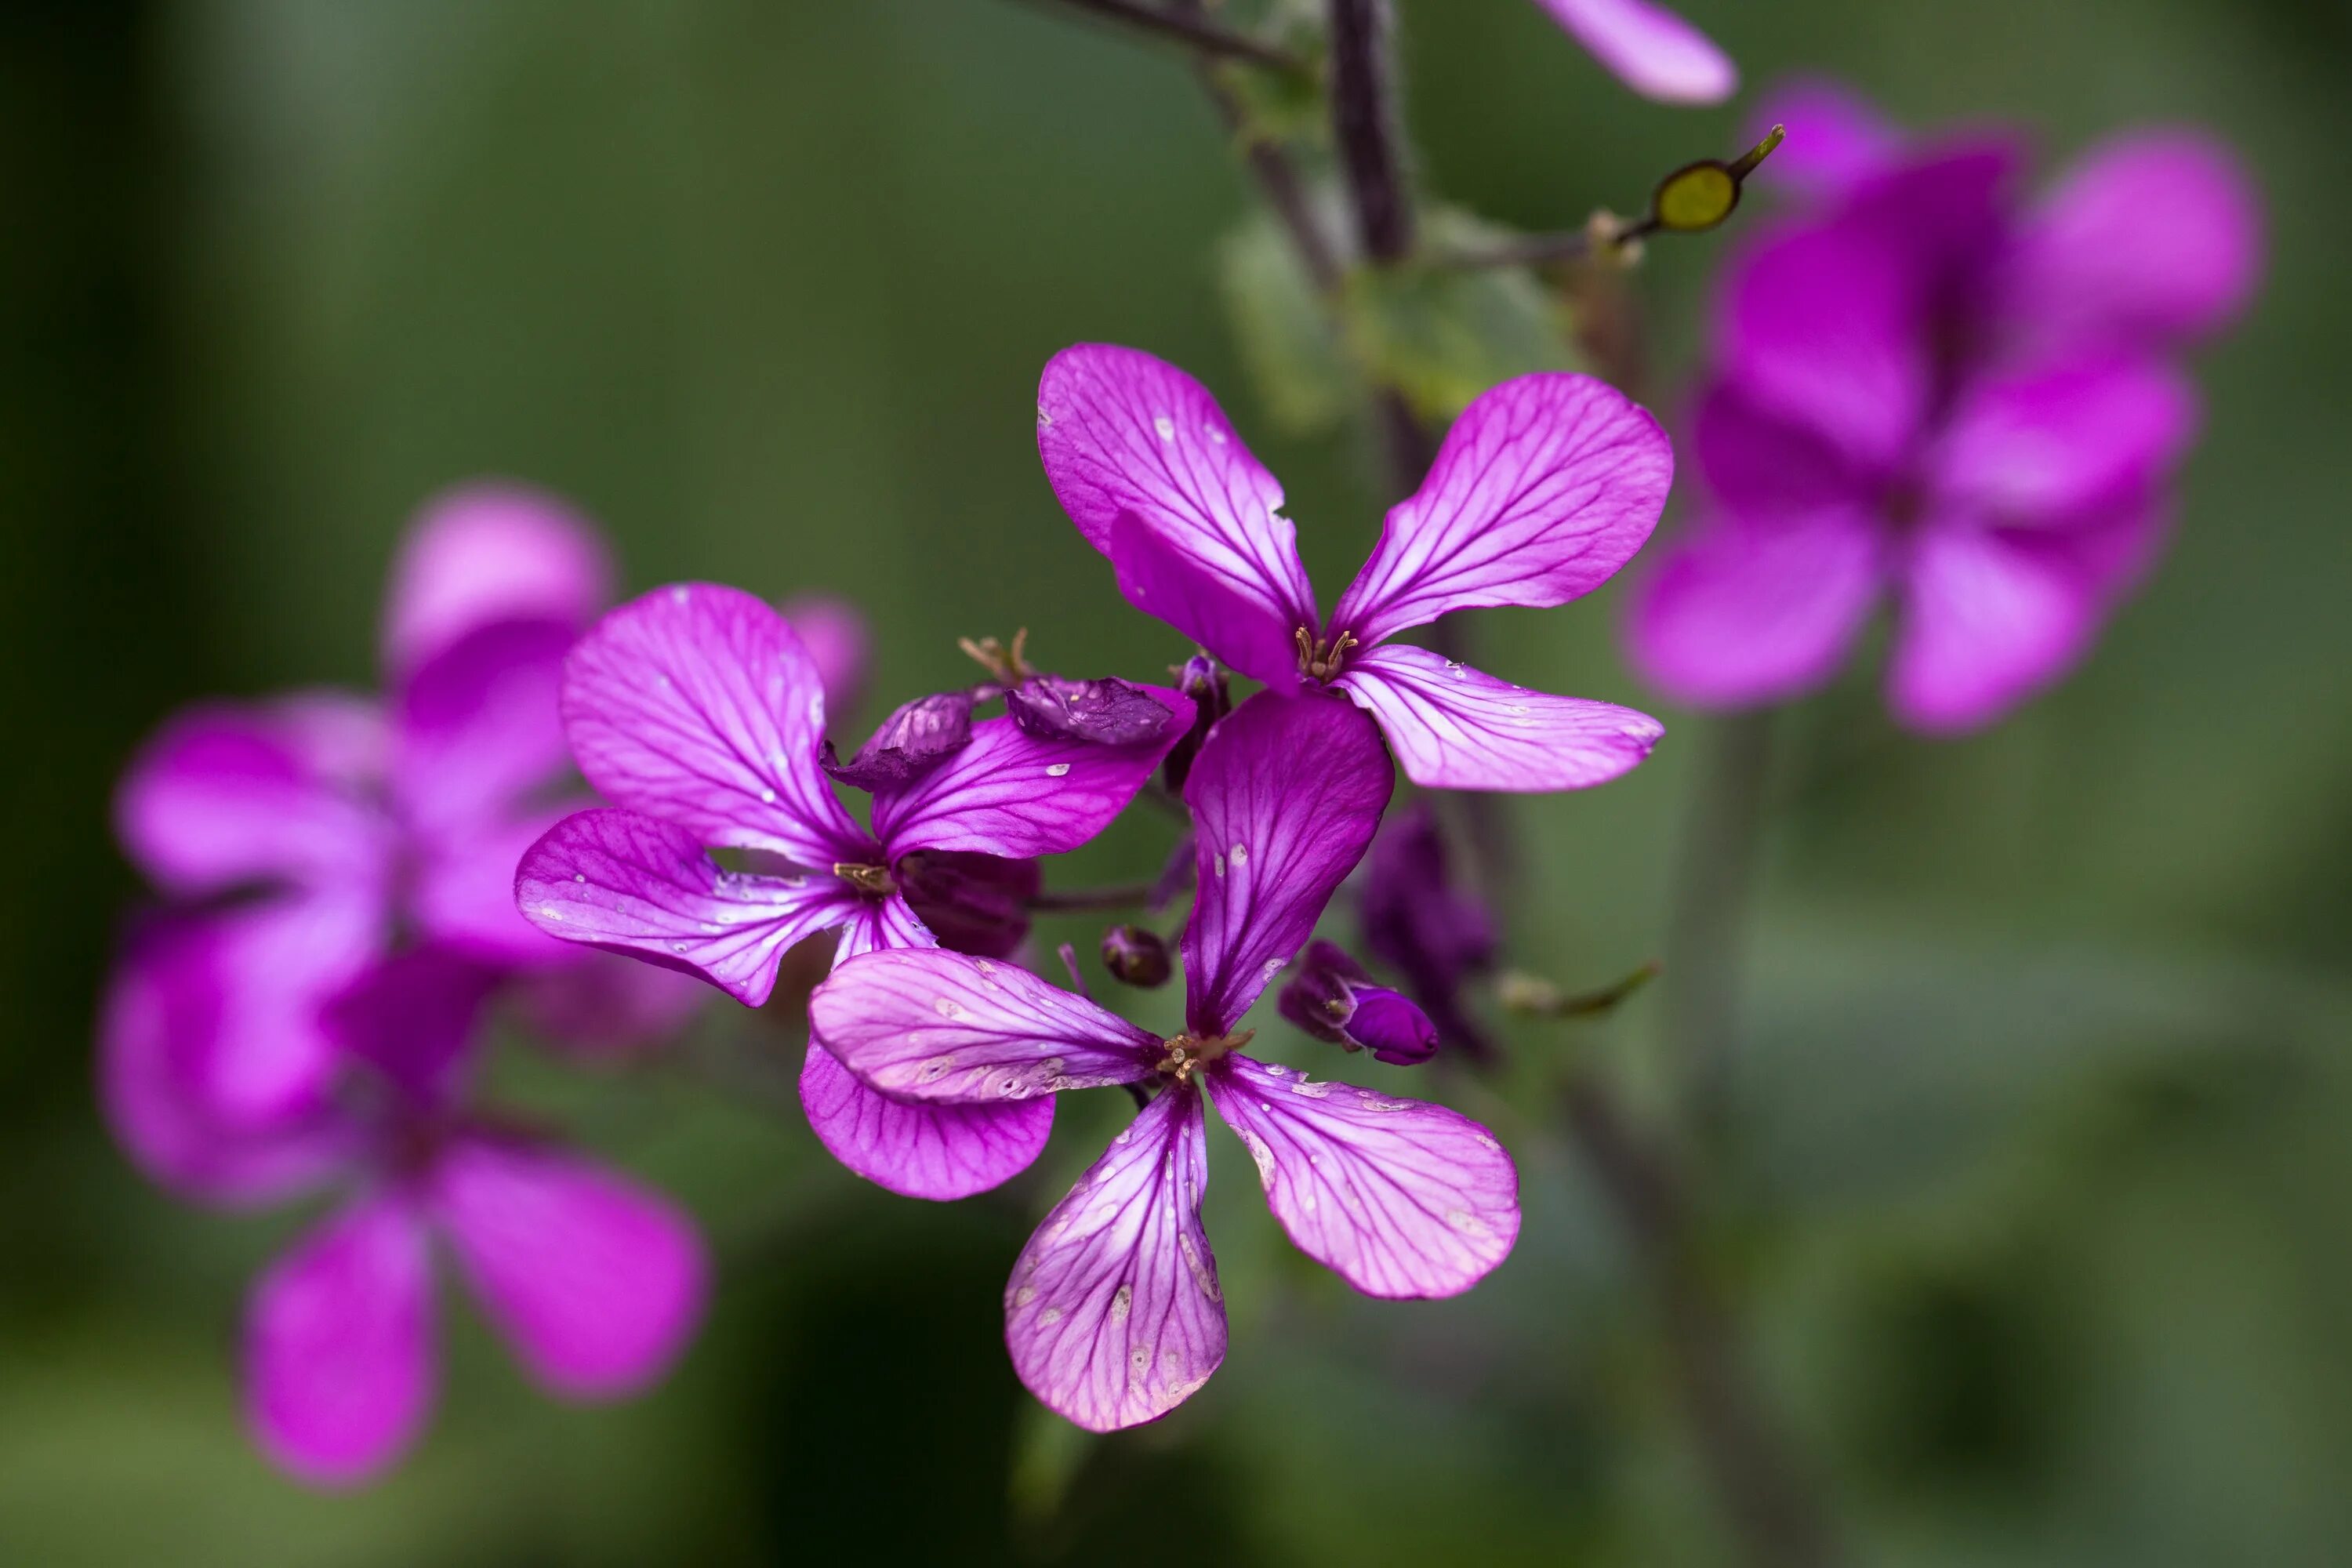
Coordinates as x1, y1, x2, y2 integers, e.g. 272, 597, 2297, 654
1029, 882, 1156, 913
1031, 0, 1310, 74
1327, 0, 1414, 263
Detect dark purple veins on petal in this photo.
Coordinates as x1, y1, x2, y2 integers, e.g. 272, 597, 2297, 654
1005, 676, 1171, 748
822, 691, 975, 791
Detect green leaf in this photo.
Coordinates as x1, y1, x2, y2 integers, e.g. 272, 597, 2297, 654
1217, 206, 1354, 437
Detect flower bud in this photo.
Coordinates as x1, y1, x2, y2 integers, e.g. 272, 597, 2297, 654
1276, 940, 1439, 1066
1099, 924, 1172, 989
1360, 804, 1497, 1062
1160, 654, 1232, 793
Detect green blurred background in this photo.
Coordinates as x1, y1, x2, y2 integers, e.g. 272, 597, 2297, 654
5, 0, 2350, 1563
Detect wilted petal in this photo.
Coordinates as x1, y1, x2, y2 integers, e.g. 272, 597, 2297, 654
2004, 129, 2262, 350
1751, 78, 1904, 198
1210, 1055, 1518, 1298
1627, 507, 1885, 708
871, 698, 1189, 860
515, 808, 864, 1007
1929, 354, 2198, 524
1329, 373, 1672, 647
1336, 644, 1661, 793
322, 946, 497, 1109
1005, 1085, 1225, 1432
382, 482, 612, 682
245, 1196, 436, 1486
431, 1138, 706, 1397
779, 593, 871, 718
391, 617, 573, 841
1038, 344, 1317, 684
1888, 518, 2099, 734
811, 948, 1158, 1103
822, 691, 975, 792
1530, 0, 1735, 104
116, 696, 392, 899
1006, 675, 1174, 747
1181, 693, 1392, 1036
797, 1040, 1054, 1200
563, 583, 870, 869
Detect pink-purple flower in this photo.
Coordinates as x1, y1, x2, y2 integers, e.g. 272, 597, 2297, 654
514, 583, 1194, 1198
811, 692, 1520, 1431
1628, 83, 2263, 732
1036, 344, 1673, 792
1528, 0, 1736, 105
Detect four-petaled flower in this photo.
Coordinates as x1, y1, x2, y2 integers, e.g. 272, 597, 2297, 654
812, 693, 1519, 1431
514, 583, 1194, 1198
1037, 344, 1674, 793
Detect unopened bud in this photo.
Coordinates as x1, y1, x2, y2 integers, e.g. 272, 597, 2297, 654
1161, 653, 1232, 793
1099, 925, 1172, 989
1276, 939, 1439, 1066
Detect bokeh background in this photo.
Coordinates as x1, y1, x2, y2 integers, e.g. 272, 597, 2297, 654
5, 0, 2350, 1563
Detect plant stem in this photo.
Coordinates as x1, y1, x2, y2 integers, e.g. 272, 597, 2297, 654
1033, 0, 1310, 74
1171, 2, 1342, 296
1664, 707, 1775, 1128
1029, 882, 1156, 912
1327, 0, 1414, 263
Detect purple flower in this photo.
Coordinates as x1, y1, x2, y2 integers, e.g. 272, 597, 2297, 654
1527, 0, 1736, 106
811, 693, 1520, 1431
103, 486, 705, 1187
1359, 802, 1501, 1060
514, 583, 1194, 1198
1628, 85, 2263, 732
1278, 939, 1440, 1065
1037, 345, 1673, 793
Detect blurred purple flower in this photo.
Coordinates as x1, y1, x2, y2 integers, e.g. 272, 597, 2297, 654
1359, 803, 1501, 1061
777, 593, 871, 718
1528, 0, 1736, 105
1628, 84, 2263, 732
1278, 938, 1439, 1065
514, 583, 1192, 1198
1038, 344, 1673, 793
811, 692, 1519, 1431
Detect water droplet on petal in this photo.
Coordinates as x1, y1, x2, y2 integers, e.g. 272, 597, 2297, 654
759, 787, 777, 804
572, 873, 586, 884
1110, 1284, 1132, 1324
1045, 762, 1071, 777
935, 996, 966, 1018
1206, 425, 1228, 445
1037, 1305, 1063, 1327
1212, 852, 1226, 879
1152, 414, 1174, 441
541, 906, 563, 920
1228, 843, 1248, 868
1014, 1285, 1036, 1307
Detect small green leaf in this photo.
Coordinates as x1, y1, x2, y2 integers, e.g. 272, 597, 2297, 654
1343, 211, 1582, 423
1217, 206, 1354, 437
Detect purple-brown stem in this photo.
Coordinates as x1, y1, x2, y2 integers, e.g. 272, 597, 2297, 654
1034, 0, 1310, 74
1029, 882, 1156, 913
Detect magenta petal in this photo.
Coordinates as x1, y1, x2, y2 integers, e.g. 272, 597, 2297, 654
1005, 1084, 1225, 1432
1105, 509, 1306, 687
1181, 693, 1393, 1036
411, 804, 579, 967
779, 594, 872, 719
391, 617, 574, 841
1038, 344, 1318, 683
116, 696, 391, 898
246, 1196, 437, 1486
1626, 508, 1886, 708
1929, 354, 2199, 524
1889, 520, 2099, 734
835, 891, 940, 960
1209, 1055, 1519, 1298
1750, 78, 1904, 199
322, 946, 497, 1109
562, 583, 870, 869
1329, 373, 1673, 646
382, 483, 612, 682
1529, 0, 1736, 104
797, 1040, 1053, 1200
1336, 644, 1662, 793
431, 1138, 706, 1397
871, 696, 1191, 860
515, 808, 864, 1007
2004, 129, 2262, 350
811, 949, 1159, 1102
1693, 382, 1867, 517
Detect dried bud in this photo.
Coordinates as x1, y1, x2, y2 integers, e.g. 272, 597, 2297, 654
1099, 924, 1172, 989
1276, 940, 1439, 1066
822, 690, 974, 791
1007, 675, 1171, 746
1160, 653, 1232, 792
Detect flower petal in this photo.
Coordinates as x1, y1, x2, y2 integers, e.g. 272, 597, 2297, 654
1749, 78, 1904, 199
321, 946, 498, 1109
1208, 1054, 1519, 1298
2003, 129, 2262, 350
409, 804, 579, 967
562, 583, 871, 869
1181, 692, 1392, 1036
1038, 344, 1317, 683
1692, 382, 1867, 517
834, 891, 940, 960
515, 808, 864, 1007
1626, 507, 1886, 708
116, 695, 391, 899
1888, 518, 2100, 734
245, 1196, 437, 1486
1335, 644, 1661, 793
390, 616, 573, 841
1005, 1084, 1225, 1432
1004, 676, 1174, 747
871, 697, 1191, 860
822, 691, 975, 792
811, 948, 1158, 1103
1928, 353, 2199, 524
1328, 373, 1672, 647
382, 482, 612, 683
1529, 0, 1736, 105
797, 1040, 1054, 1200
431, 1138, 707, 1397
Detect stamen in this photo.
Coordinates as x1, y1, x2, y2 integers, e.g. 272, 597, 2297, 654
831, 862, 897, 897
1155, 1028, 1255, 1082
1294, 626, 1359, 682
956, 630, 1034, 685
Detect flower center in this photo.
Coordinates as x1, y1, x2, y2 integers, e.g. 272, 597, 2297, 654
832, 861, 897, 898
1294, 626, 1358, 683
1156, 1029, 1254, 1083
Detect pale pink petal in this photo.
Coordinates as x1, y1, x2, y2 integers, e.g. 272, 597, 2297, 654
2004, 129, 2263, 350
116, 695, 392, 899
390, 617, 572, 842
779, 594, 871, 718
797, 1040, 1054, 1200
1336, 644, 1662, 793
1888, 519, 2099, 734
515, 808, 865, 1007
431, 1138, 706, 1396
1181, 693, 1393, 1036
1005, 1084, 1225, 1432
1750, 78, 1903, 199
810, 948, 1159, 1102
1038, 344, 1317, 684
1328, 373, 1673, 646
870, 695, 1190, 860
562, 583, 872, 869
1626, 507, 1886, 708
1530, 0, 1736, 104
245, 1196, 437, 1486
1928, 353, 2199, 524
1209, 1054, 1519, 1298
382, 482, 612, 682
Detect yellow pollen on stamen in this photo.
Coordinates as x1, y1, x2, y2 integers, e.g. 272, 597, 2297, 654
1156, 1029, 1255, 1083
833, 862, 896, 897
1293, 626, 1358, 683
